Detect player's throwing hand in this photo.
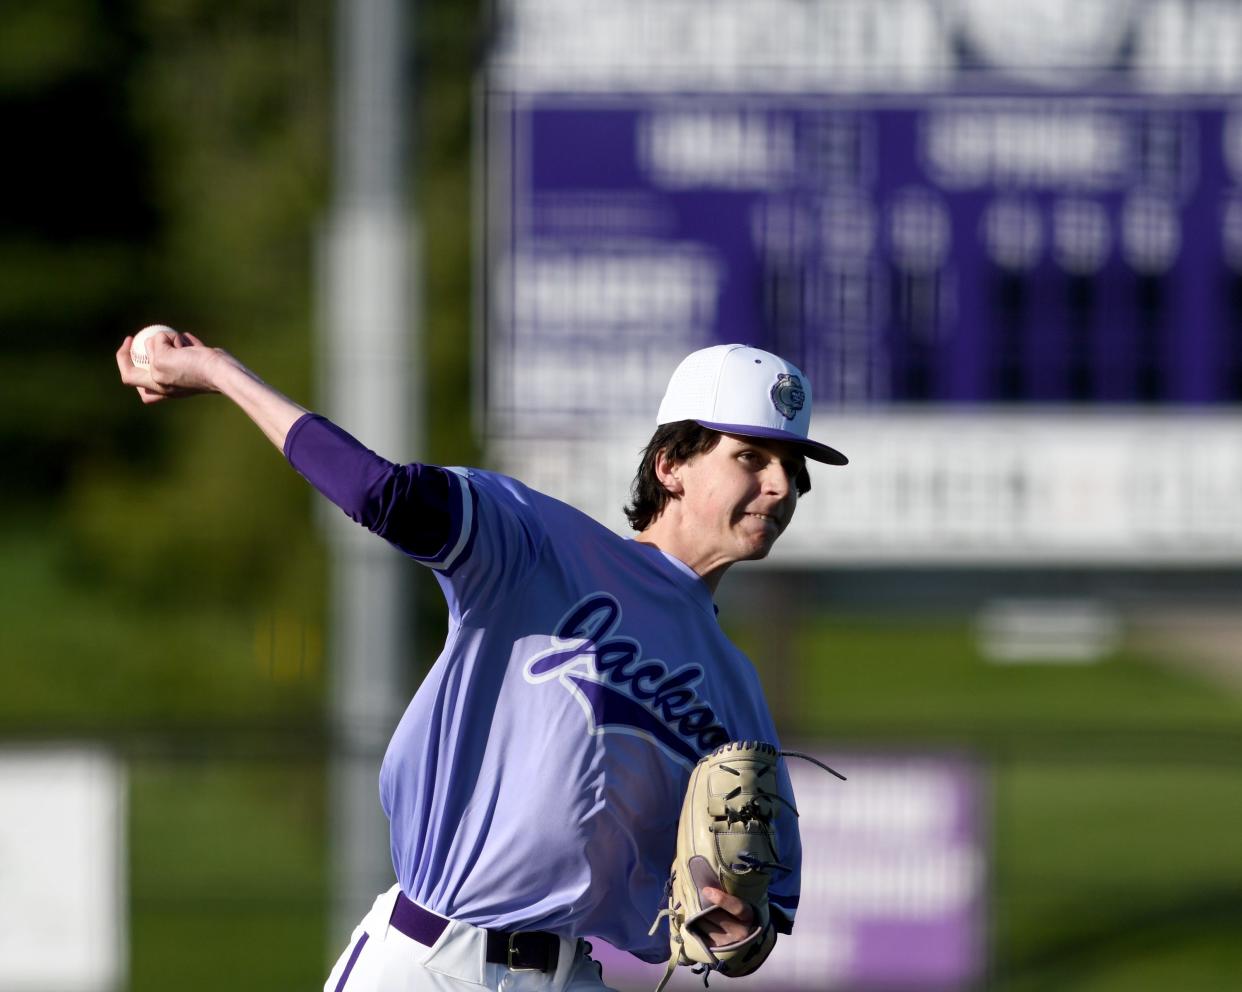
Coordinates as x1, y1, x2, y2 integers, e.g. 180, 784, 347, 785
116, 330, 223, 403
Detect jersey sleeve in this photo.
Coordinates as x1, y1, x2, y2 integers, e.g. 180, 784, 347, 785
283, 414, 545, 611
428, 468, 548, 618
283, 413, 457, 558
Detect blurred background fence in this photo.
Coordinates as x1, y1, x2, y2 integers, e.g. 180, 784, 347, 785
3, 1, 1241, 990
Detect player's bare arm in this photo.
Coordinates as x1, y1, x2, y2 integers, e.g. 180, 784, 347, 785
116, 330, 308, 450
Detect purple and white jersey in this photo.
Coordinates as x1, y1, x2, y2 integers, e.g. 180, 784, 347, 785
286, 414, 801, 962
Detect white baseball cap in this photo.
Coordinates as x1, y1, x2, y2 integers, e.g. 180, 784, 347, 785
656, 344, 848, 465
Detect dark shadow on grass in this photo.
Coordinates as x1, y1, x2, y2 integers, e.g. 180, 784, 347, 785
1000, 886, 1242, 987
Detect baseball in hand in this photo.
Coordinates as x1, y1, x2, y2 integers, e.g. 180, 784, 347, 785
130, 324, 179, 368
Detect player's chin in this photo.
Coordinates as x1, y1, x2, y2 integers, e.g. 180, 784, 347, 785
737, 531, 781, 561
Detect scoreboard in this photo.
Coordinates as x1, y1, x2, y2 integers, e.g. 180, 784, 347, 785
482, 0, 1242, 564
502, 100, 1242, 406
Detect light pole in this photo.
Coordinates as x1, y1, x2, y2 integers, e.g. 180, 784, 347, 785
321, 0, 419, 945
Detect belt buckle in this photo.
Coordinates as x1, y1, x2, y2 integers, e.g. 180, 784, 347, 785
506, 931, 543, 973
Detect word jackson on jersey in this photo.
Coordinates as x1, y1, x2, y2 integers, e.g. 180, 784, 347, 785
524, 592, 730, 768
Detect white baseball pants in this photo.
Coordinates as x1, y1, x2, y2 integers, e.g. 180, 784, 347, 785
324, 886, 619, 992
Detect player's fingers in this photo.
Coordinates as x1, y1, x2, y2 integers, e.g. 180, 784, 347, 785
183, 331, 207, 347
700, 887, 754, 925
117, 337, 151, 388
695, 903, 756, 947
144, 333, 187, 391
147, 332, 173, 357
116, 337, 135, 374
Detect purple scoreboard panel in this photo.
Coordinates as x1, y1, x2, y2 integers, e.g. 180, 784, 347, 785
483, 1, 1242, 563
500, 99, 1238, 408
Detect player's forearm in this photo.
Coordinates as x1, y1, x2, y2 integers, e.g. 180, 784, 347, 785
208, 352, 309, 450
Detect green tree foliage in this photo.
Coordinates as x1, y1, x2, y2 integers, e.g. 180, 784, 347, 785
0, 0, 158, 505
63, 0, 332, 611
1, 0, 482, 725
0, 0, 333, 724
0, 0, 332, 598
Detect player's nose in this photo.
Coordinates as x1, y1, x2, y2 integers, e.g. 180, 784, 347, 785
760, 460, 793, 499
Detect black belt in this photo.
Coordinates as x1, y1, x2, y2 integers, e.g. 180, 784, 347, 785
389, 890, 560, 973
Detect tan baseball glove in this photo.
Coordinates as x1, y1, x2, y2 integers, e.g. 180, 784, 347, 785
649, 741, 844, 991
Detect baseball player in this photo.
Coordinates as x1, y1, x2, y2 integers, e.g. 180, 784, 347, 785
117, 335, 847, 991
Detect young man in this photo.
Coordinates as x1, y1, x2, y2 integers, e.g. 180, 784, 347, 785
117, 337, 847, 991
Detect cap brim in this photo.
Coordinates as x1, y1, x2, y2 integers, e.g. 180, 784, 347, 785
695, 420, 849, 466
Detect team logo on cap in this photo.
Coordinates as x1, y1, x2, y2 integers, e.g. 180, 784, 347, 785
770, 374, 805, 421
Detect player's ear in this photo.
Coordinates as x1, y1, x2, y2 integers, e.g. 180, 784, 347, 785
654, 448, 685, 496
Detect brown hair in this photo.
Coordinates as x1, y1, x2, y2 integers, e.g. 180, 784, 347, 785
624, 421, 811, 531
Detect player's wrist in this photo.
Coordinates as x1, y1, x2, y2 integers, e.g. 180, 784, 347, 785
205, 349, 252, 394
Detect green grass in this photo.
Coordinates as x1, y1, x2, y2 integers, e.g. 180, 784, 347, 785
992, 761, 1242, 991
791, 615, 1242, 740
0, 529, 322, 730
129, 760, 327, 992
